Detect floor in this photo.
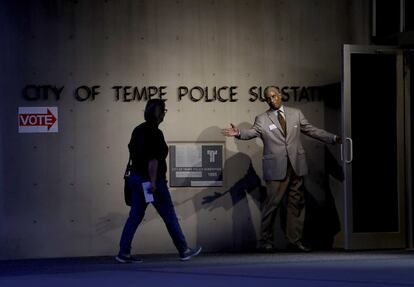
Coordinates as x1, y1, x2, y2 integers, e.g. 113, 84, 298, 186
1, 251, 414, 286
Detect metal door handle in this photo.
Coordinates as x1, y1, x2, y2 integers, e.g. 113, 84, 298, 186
345, 137, 353, 163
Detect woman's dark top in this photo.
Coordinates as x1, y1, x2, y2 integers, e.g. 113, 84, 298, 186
128, 121, 168, 180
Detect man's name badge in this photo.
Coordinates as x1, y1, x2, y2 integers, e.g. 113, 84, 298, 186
269, 124, 277, 131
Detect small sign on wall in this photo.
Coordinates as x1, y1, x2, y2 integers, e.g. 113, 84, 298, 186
18, 107, 58, 133
169, 142, 224, 187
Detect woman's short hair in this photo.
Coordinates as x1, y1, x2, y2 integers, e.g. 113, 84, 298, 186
144, 99, 165, 122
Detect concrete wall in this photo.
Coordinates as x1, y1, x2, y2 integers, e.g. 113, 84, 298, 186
0, 0, 370, 259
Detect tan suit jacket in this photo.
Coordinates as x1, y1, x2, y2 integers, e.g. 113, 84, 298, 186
238, 106, 335, 181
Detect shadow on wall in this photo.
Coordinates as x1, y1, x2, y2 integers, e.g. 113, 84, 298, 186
298, 82, 343, 249
95, 212, 128, 236
194, 124, 265, 252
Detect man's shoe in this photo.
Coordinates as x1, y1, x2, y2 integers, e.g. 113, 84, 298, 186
293, 241, 311, 252
257, 245, 276, 253
115, 253, 143, 263
180, 246, 202, 261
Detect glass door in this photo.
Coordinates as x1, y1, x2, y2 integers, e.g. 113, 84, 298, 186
342, 45, 406, 249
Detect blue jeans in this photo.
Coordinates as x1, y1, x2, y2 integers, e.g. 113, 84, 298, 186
119, 174, 188, 255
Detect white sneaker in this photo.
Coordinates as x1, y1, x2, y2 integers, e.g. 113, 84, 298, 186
179, 246, 202, 261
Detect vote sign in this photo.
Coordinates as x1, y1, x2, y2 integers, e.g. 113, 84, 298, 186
18, 107, 58, 133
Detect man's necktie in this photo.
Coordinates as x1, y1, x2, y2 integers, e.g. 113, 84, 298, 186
277, 110, 287, 136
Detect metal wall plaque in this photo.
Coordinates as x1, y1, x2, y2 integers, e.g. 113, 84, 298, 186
169, 142, 224, 187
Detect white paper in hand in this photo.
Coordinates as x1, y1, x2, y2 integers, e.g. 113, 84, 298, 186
142, 182, 154, 203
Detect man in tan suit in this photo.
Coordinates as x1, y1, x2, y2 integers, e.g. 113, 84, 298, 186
223, 86, 341, 252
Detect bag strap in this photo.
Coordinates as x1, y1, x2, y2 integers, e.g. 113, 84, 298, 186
124, 155, 132, 178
